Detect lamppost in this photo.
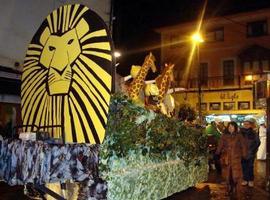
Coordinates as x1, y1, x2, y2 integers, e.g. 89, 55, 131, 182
191, 32, 204, 124
112, 51, 121, 93
267, 97, 270, 191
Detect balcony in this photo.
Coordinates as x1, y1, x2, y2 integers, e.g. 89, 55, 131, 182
174, 73, 268, 90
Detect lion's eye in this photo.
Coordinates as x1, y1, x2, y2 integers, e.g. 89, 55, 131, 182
49, 46, 56, 51
68, 39, 74, 45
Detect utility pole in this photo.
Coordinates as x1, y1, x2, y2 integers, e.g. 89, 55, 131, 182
197, 45, 202, 124
266, 95, 270, 191
191, 32, 204, 124
256, 76, 270, 191
109, 0, 115, 93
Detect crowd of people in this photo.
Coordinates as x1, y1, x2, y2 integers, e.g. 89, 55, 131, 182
205, 118, 264, 196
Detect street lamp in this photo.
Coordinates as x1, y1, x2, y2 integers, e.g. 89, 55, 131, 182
112, 51, 121, 93
114, 51, 121, 58
191, 32, 204, 124
191, 32, 204, 43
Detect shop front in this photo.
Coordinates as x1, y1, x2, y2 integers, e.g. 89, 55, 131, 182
173, 88, 265, 124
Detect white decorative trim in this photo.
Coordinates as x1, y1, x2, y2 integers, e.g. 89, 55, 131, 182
0, 71, 21, 80
0, 94, 21, 104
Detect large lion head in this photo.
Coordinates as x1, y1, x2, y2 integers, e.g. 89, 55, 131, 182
21, 4, 113, 144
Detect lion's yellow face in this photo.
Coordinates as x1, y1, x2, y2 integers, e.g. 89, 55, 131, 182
40, 29, 81, 95
21, 4, 113, 144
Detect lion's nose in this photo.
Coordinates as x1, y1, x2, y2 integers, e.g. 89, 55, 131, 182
50, 65, 68, 76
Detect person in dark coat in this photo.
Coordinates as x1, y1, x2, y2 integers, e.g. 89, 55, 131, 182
216, 121, 247, 195
240, 118, 260, 187
205, 121, 222, 173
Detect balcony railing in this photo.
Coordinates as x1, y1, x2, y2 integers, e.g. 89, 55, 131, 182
174, 73, 267, 90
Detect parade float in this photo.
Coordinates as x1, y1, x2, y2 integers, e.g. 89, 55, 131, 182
0, 4, 208, 200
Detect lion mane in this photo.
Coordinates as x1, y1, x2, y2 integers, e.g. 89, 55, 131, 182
21, 4, 113, 144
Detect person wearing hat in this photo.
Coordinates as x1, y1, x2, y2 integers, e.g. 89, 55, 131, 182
257, 122, 266, 160
240, 118, 260, 187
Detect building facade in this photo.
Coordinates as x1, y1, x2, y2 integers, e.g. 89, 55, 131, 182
157, 8, 270, 121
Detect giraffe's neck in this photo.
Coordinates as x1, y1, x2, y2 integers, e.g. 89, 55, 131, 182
129, 58, 153, 98
158, 78, 168, 100
157, 69, 172, 100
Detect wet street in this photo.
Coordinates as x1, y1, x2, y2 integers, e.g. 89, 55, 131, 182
166, 160, 269, 200
0, 161, 269, 200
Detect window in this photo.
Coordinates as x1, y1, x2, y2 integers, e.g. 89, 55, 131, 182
252, 61, 260, 73
223, 102, 235, 110
196, 103, 207, 111
243, 60, 269, 75
256, 81, 267, 99
200, 63, 208, 87
262, 60, 269, 72
223, 60, 235, 86
243, 62, 251, 74
205, 27, 224, 42
210, 102, 221, 110
247, 20, 268, 37
238, 101, 250, 110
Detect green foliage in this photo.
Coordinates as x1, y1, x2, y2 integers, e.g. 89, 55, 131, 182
100, 93, 207, 172
106, 158, 208, 200
99, 93, 208, 200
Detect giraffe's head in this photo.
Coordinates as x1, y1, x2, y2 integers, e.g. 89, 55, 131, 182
144, 52, 157, 73
156, 63, 175, 90
164, 63, 175, 82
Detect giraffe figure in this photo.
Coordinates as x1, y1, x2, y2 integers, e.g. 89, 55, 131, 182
155, 63, 175, 115
128, 52, 157, 103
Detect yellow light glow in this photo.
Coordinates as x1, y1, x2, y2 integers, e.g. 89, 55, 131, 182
191, 32, 204, 43
183, 0, 207, 82
245, 75, 253, 81
114, 51, 121, 58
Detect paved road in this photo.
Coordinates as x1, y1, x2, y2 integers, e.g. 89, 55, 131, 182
165, 160, 269, 200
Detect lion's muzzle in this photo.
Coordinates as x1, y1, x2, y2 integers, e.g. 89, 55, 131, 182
47, 64, 72, 95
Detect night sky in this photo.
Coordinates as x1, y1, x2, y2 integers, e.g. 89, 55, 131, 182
113, 0, 270, 77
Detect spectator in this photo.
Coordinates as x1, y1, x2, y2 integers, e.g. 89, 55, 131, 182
205, 121, 222, 173
240, 118, 260, 187
205, 121, 222, 141
216, 121, 247, 195
257, 123, 266, 160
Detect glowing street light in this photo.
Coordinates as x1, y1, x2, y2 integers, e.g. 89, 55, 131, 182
191, 32, 204, 43
114, 51, 121, 58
